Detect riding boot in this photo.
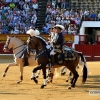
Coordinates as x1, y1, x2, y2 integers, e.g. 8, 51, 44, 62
24, 57, 28, 66
23, 47, 29, 66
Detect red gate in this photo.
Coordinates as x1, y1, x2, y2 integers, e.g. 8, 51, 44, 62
0, 43, 12, 54
75, 44, 100, 61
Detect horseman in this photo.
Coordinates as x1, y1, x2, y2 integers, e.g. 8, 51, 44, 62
27, 27, 40, 36
24, 27, 40, 66
49, 24, 65, 66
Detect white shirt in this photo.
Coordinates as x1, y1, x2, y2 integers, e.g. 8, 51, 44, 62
6, 0, 12, 3
33, 4, 38, 9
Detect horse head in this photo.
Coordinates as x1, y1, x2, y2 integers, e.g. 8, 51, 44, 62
27, 35, 47, 56
27, 36, 37, 53
3, 36, 13, 52
3, 36, 24, 52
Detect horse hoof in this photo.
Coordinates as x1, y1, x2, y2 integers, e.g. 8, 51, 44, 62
2, 73, 6, 77
66, 80, 68, 82
35, 76, 39, 78
40, 85, 46, 89
47, 80, 52, 83
31, 77, 38, 84
34, 79, 38, 84
17, 80, 22, 84
31, 77, 34, 80
61, 72, 66, 76
71, 84, 75, 88
68, 86, 71, 89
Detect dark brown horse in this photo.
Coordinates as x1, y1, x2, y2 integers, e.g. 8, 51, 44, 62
27, 35, 87, 89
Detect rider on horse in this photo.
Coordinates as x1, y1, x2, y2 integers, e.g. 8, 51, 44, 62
49, 24, 65, 66
23, 27, 40, 66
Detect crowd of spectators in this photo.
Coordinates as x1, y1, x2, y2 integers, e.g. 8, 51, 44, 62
41, 0, 100, 35
0, 0, 38, 34
0, 0, 100, 34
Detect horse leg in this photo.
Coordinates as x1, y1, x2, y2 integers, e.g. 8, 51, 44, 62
71, 71, 79, 87
61, 66, 67, 75
66, 71, 73, 82
41, 69, 47, 89
35, 70, 41, 78
31, 65, 42, 84
67, 69, 79, 89
47, 68, 55, 83
2, 63, 17, 77
17, 63, 24, 84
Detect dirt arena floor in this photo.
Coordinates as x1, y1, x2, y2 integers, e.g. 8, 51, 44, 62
0, 59, 100, 100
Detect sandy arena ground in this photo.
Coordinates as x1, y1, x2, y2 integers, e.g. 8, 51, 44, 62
0, 59, 100, 100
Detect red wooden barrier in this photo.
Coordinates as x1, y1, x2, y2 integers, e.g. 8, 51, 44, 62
75, 44, 93, 61
92, 45, 100, 61
1, 42, 100, 61
75, 44, 100, 61
0, 43, 12, 54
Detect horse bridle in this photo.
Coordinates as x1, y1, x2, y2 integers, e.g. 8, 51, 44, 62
27, 36, 47, 60
4, 37, 11, 50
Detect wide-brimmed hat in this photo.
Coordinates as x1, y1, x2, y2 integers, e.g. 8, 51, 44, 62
53, 24, 65, 30
27, 29, 40, 36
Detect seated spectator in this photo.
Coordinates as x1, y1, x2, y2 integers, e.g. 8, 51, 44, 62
66, 0, 70, 8
84, 9, 89, 17
55, 14, 61, 24
56, 0, 62, 9
23, 2, 30, 12
64, 17, 70, 28
90, 11, 97, 21
18, 0, 24, 10
68, 24, 77, 34
9, 2, 15, 10
51, 8, 56, 15
73, 24, 78, 34
75, 17, 81, 28
13, 26, 20, 34
60, 17, 65, 25
61, 0, 66, 9
2, 27, 8, 34
0, 27, 3, 34
8, 23, 14, 33
41, 24, 49, 34
47, 0, 52, 8
52, 0, 56, 8
32, 1, 38, 12
98, 12, 100, 21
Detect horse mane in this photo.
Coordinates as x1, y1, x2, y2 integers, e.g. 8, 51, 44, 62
13, 36, 25, 44
35, 36, 47, 47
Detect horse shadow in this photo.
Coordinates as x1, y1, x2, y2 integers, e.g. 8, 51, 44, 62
79, 75, 100, 89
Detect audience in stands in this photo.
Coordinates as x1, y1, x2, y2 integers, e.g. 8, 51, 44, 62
0, 0, 38, 34
0, 0, 100, 34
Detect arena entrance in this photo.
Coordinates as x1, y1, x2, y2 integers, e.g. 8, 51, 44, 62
85, 27, 100, 44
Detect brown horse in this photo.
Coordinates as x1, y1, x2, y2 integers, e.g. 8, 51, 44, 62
27, 35, 88, 89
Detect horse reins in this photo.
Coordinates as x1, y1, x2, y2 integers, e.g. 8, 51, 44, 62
28, 36, 47, 60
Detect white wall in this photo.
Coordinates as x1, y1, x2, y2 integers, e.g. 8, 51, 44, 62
74, 35, 79, 44
80, 21, 100, 35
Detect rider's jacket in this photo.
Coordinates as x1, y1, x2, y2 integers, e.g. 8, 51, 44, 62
52, 32, 64, 49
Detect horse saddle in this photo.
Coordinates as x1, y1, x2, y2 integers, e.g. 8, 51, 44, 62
51, 46, 76, 65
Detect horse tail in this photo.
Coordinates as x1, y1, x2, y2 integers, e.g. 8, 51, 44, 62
78, 52, 88, 83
